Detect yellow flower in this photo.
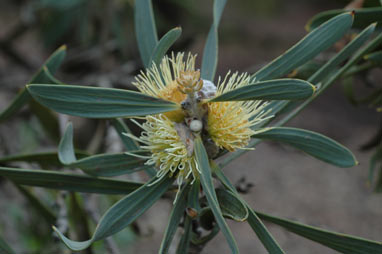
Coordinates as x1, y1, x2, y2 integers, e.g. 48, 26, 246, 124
207, 72, 272, 151
128, 52, 272, 184
127, 115, 199, 186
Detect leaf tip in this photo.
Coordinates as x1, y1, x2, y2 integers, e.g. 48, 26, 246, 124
59, 44, 67, 51
310, 84, 317, 95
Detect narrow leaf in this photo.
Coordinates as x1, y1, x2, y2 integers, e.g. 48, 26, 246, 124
59, 122, 77, 164
176, 215, 192, 254
53, 175, 174, 251
188, 178, 201, 212
111, 118, 157, 177
306, 7, 382, 31
58, 122, 149, 176
257, 211, 382, 254
253, 12, 354, 81
0, 167, 142, 194
0, 151, 88, 167
215, 189, 248, 221
309, 23, 376, 84
213, 164, 285, 254
70, 153, 150, 177
210, 79, 315, 102
111, 118, 140, 151
135, 0, 158, 67
159, 183, 190, 253
201, 0, 227, 81
0, 45, 66, 122
150, 27, 182, 67
194, 137, 239, 254
252, 127, 357, 167
27, 84, 179, 118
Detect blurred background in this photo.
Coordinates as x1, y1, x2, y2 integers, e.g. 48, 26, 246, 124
0, 0, 381, 253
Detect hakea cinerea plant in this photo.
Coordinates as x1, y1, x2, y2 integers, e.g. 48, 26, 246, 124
24, 50, 319, 252
5, 6, 380, 253
125, 52, 273, 189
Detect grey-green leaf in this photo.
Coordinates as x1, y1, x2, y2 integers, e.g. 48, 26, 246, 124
159, 183, 190, 253
306, 7, 382, 31
252, 127, 357, 167
309, 22, 376, 84
70, 153, 150, 177
0, 45, 66, 122
253, 12, 354, 81
0, 166, 142, 194
111, 118, 140, 151
215, 189, 248, 221
257, 211, 382, 254
59, 122, 77, 164
58, 122, 149, 176
27, 84, 179, 118
135, 0, 158, 67
150, 27, 182, 67
213, 165, 285, 254
53, 175, 173, 251
210, 79, 315, 102
194, 137, 239, 254
176, 215, 192, 254
201, 0, 227, 81
0, 151, 88, 167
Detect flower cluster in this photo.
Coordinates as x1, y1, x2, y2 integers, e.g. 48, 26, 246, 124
126, 52, 272, 185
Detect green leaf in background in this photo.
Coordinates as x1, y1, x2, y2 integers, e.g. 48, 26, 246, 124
150, 27, 182, 67
306, 7, 382, 31
201, 0, 227, 81
0, 45, 66, 122
252, 127, 357, 167
135, 0, 158, 67
194, 137, 239, 254
58, 122, 149, 176
0, 235, 15, 254
364, 50, 382, 65
210, 79, 315, 102
0, 167, 142, 194
213, 164, 285, 254
53, 175, 174, 251
27, 84, 179, 118
253, 12, 354, 81
159, 183, 190, 254
257, 211, 382, 254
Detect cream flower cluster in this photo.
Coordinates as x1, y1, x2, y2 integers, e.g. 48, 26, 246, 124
126, 52, 272, 185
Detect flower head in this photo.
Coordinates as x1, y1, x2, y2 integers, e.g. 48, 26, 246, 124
128, 52, 272, 184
